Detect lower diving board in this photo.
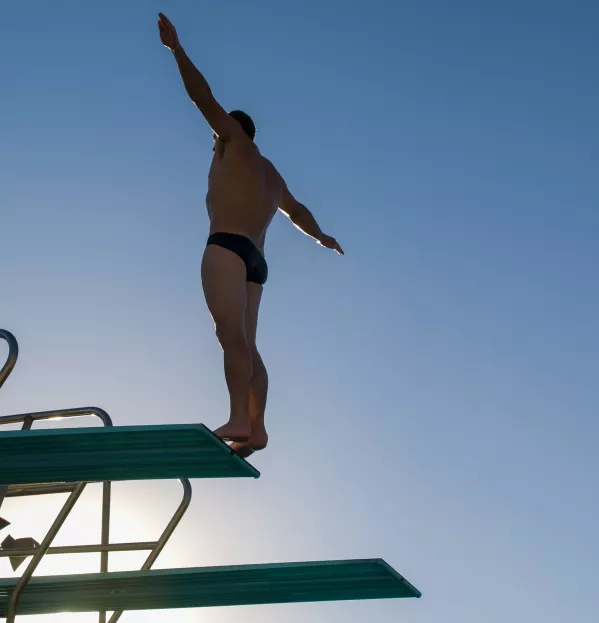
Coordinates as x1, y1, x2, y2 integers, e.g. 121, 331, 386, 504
0, 424, 259, 485
0, 559, 420, 615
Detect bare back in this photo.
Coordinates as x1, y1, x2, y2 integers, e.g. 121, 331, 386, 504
207, 138, 281, 251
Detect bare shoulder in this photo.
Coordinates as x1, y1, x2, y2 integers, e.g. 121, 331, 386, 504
261, 156, 284, 185
260, 155, 276, 172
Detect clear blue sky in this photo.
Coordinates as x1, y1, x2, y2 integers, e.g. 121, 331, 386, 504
1, 1, 598, 622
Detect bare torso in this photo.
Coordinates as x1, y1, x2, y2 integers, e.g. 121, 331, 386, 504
207, 138, 282, 252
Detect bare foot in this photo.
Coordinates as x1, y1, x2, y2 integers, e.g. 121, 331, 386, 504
230, 424, 268, 458
229, 441, 256, 459
249, 427, 268, 451
213, 421, 251, 443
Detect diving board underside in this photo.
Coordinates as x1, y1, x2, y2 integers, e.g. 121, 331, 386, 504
0, 424, 259, 485
0, 559, 420, 615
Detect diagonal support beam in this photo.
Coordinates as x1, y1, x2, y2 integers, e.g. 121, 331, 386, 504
6, 482, 87, 623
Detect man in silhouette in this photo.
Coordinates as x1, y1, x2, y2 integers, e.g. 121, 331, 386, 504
158, 13, 343, 456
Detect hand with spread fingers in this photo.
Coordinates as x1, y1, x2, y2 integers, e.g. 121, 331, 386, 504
158, 12, 182, 52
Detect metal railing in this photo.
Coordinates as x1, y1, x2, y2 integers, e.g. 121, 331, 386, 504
1, 404, 115, 622
0, 329, 18, 391
0, 329, 194, 623
2, 476, 192, 623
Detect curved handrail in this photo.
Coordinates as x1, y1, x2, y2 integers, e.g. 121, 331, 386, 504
0, 329, 18, 391
0, 406, 113, 428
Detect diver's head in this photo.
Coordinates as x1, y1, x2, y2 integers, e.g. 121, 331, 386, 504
228, 110, 256, 140
212, 110, 256, 150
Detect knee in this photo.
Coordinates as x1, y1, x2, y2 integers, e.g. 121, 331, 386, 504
216, 324, 248, 352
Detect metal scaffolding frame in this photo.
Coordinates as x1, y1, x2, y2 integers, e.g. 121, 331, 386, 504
1, 329, 193, 623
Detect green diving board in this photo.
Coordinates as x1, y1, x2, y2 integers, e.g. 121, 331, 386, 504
0, 424, 259, 485
0, 559, 420, 615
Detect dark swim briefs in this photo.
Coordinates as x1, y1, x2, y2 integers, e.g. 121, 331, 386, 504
206, 232, 268, 286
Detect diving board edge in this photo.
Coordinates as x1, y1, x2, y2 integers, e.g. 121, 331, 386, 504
202, 424, 261, 479
376, 558, 422, 598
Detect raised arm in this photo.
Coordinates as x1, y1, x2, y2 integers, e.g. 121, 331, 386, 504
279, 182, 344, 255
158, 13, 242, 141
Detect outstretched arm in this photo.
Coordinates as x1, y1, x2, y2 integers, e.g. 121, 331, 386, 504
157, 13, 241, 141
279, 182, 344, 255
